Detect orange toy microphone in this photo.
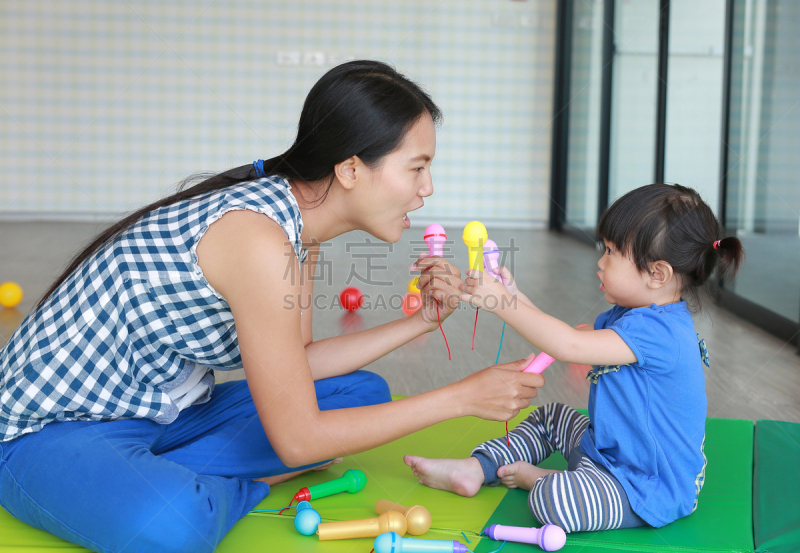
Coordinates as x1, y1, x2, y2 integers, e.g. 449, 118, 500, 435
317, 510, 407, 541
293, 469, 366, 503
375, 500, 432, 535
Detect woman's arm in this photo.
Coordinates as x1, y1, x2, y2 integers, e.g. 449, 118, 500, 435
297, 247, 455, 381
304, 316, 434, 380
198, 210, 545, 467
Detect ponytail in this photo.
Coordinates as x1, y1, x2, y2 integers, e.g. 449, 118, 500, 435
711, 236, 745, 281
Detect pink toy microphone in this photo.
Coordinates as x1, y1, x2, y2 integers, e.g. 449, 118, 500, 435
523, 352, 556, 374
421, 224, 451, 360
423, 224, 447, 257
483, 524, 566, 552
482, 239, 503, 284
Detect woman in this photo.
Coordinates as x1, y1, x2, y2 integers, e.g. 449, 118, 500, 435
0, 60, 544, 552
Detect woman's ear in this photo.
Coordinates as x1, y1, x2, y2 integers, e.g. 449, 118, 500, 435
647, 260, 674, 289
333, 156, 361, 190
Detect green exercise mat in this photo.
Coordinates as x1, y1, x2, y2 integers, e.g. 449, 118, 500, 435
0, 403, 757, 553
475, 416, 755, 553
753, 419, 800, 553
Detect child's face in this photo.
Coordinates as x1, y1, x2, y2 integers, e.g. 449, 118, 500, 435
597, 239, 651, 308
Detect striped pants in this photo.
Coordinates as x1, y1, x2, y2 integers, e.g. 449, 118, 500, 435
471, 403, 647, 532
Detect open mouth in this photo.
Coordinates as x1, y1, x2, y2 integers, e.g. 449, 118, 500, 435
402, 214, 410, 228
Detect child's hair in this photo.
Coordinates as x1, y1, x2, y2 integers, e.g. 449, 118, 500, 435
597, 183, 744, 309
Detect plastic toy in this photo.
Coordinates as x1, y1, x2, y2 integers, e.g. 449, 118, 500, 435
402, 293, 422, 316
293, 501, 321, 535
482, 239, 503, 283
462, 221, 488, 272
375, 500, 431, 535
420, 224, 451, 360
522, 352, 556, 374
293, 469, 366, 503
0, 282, 23, 309
374, 531, 469, 553
339, 287, 364, 312
423, 224, 447, 257
408, 277, 420, 293
317, 510, 407, 540
483, 524, 566, 551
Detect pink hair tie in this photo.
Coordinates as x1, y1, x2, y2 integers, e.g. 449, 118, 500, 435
713, 240, 722, 249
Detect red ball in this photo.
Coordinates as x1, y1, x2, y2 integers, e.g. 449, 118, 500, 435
402, 292, 421, 316
339, 287, 364, 312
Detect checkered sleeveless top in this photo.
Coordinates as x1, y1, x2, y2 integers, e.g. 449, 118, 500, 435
0, 176, 307, 442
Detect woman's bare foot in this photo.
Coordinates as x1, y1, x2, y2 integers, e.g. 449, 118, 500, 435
497, 461, 561, 491
404, 455, 484, 497
253, 458, 343, 485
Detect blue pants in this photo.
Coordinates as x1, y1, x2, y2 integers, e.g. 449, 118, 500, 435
0, 370, 391, 553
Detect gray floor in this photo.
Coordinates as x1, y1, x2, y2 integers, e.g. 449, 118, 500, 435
1, 221, 798, 423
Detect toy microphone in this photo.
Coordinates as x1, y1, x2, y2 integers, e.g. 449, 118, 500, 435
317, 511, 407, 540
462, 221, 488, 272
522, 352, 556, 374
482, 239, 503, 283
483, 524, 566, 551
293, 501, 321, 536
375, 500, 432, 535
293, 469, 366, 502
424, 224, 447, 257
374, 531, 469, 553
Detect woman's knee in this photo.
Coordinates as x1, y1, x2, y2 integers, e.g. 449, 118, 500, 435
354, 370, 392, 403
130, 477, 234, 553
316, 370, 391, 410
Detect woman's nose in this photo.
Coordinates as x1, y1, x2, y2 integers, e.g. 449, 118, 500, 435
420, 174, 434, 197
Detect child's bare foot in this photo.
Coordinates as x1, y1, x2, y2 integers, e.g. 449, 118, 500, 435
497, 461, 561, 491
404, 455, 484, 497
253, 458, 342, 485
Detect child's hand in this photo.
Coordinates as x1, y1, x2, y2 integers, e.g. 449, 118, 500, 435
461, 269, 511, 312
488, 266, 537, 309
410, 252, 463, 330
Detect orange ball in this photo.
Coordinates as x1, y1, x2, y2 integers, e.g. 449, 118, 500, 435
402, 292, 421, 316
0, 282, 23, 309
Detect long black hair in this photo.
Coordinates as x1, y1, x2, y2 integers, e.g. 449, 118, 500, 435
598, 183, 745, 308
36, 60, 442, 311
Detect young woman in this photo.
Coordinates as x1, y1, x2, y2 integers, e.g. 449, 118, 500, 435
0, 60, 544, 552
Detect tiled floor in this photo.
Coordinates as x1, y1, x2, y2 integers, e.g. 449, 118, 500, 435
1, 221, 798, 423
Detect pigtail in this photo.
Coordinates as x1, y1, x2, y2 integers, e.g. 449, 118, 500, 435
713, 236, 745, 280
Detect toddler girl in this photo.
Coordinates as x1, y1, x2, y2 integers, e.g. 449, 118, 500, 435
405, 184, 744, 531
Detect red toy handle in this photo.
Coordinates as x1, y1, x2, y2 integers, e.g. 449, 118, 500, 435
294, 487, 311, 502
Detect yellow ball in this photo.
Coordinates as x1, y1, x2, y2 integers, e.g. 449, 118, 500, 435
0, 282, 23, 309
408, 277, 420, 294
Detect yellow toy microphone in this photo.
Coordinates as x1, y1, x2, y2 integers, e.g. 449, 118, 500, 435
375, 500, 432, 535
317, 510, 407, 540
462, 221, 488, 273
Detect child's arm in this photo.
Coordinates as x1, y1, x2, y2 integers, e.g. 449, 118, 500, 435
461, 270, 637, 367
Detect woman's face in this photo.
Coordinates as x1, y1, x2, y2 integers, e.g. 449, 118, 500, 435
357, 113, 436, 243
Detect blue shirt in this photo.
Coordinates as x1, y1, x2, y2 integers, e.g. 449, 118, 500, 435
0, 176, 307, 443
581, 302, 708, 527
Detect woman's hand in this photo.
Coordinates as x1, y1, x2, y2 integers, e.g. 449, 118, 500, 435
460, 269, 512, 313
410, 252, 463, 331
456, 357, 545, 421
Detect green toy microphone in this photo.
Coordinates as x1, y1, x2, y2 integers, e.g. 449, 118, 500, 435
293, 469, 367, 503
